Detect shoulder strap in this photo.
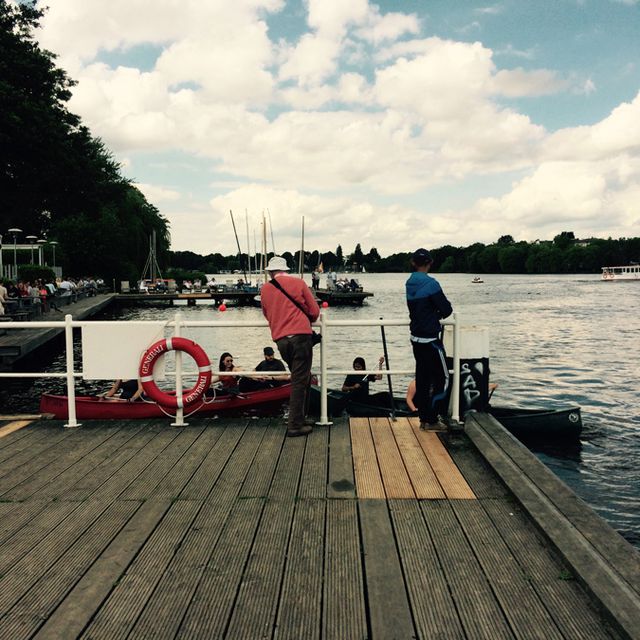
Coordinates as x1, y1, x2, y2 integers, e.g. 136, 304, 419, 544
268, 277, 312, 321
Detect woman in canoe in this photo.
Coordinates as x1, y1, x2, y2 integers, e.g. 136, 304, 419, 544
342, 356, 385, 403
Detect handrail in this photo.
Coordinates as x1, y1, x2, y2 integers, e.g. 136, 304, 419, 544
0, 311, 461, 428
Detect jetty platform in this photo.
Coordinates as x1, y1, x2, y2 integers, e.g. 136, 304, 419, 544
0, 294, 115, 368
0, 413, 637, 639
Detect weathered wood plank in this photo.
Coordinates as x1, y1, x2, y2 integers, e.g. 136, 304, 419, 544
451, 499, 564, 640
87, 427, 182, 502
483, 498, 620, 640
298, 425, 329, 499
470, 413, 640, 592
421, 500, 515, 639
174, 499, 264, 639
0, 425, 121, 500
267, 433, 307, 500
225, 500, 296, 639
37, 423, 145, 500
327, 416, 356, 499
323, 499, 367, 640
179, 420, 248, 500
350, 417, 385, 499
0, 420, 32, 439
445, 432, 511, 498
0, 500, 120, 617
359, 499, 415, 639
78, 499, 201, 640
0, 421, 38, 450
370, 417, 415, 499
58, 421, 160, 501
127, 422, 266, 639
466, 413, 640, 639
389, 499, 465, 639
390, 417, 445, 499
0, 501, 80, 576
239, 420, 284, 498
119, 425, 206, 500
149, 421, 224, 500
409, 420, 475, 499
29, 499, 171, 640
276, 499, 325, 640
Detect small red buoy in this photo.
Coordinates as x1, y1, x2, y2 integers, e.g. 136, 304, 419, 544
322, 301, 329, 308
219, 303, 227, 312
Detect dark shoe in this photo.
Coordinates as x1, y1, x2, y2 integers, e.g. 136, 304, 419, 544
287, 425, 312, 437
420, 420, 447, 431
303, 418, 316, 427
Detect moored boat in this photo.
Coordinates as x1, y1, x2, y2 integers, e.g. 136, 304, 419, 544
40, 383, 292, 420
471, 276, 484, 283
308, 386, 582, 440
601, 265, 640, 281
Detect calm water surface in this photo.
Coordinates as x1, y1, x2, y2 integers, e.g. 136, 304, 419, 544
2, 273, 639, 546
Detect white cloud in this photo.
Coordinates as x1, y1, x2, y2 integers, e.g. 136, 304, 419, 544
135, 183, 181, 202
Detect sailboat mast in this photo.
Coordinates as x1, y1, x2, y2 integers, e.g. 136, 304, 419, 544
245, 209, 252, 284
229, 210, 247, 283
298, 216, 304, 278
263, 213, 268, 283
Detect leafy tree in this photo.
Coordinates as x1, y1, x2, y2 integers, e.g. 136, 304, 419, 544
336, 245, 344, 266
497, 235, 515, 245
553, 231, 575, 250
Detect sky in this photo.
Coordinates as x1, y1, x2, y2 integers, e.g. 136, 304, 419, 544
34, 0, 640, 257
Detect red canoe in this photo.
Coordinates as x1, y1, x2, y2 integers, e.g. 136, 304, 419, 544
40, 384, 292, 420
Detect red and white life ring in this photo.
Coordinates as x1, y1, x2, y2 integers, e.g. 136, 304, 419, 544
139, 337, 211, 409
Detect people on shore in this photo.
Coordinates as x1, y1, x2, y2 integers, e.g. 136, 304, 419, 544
342, 356, 385, 403
260, 255, 320, 437
406, 247, 453, 430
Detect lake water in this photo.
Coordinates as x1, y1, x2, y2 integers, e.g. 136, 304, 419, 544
2, 272, 639, 546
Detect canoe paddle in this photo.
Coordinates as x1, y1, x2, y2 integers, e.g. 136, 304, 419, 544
380, 318, 397, 421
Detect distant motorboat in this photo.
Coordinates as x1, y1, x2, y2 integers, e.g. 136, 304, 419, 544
472, 276, 484, 283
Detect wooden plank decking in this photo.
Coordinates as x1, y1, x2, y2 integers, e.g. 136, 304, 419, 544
0, 416, 628, 639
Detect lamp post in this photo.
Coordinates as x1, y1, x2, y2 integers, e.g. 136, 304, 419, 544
26, 235, 37, 264
37, 239, 46, 266
8, 228, 21, 277
50, 241, 58, 269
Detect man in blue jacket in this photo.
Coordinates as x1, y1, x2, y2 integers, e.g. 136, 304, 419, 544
406, 248, 453, 430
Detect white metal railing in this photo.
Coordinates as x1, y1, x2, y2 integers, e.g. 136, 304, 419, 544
0, 311, 461, 428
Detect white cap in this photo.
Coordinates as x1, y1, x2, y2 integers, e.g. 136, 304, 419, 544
266, 256, 290, 271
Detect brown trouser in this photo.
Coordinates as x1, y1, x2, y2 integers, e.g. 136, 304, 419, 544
276, 334, 313, 429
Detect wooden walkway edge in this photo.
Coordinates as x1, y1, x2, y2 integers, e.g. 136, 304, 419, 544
465, 411, 640, 640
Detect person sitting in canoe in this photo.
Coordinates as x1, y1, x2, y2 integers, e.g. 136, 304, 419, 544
209, 352, 243, 395
342, 356, 384, 403
239, 346, 290, 392
101, 378, 144, 402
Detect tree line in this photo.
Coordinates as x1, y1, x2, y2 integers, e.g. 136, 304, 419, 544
170, 233, 640, 276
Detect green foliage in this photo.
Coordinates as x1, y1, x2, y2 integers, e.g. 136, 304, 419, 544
17, 264, 55, 283
0, 2, 169, 282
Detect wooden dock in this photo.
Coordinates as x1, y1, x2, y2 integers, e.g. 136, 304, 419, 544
0, 414, 637, 639
0, 294, 115, 368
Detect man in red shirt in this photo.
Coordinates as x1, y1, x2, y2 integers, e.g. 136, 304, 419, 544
261, 256, 320, 436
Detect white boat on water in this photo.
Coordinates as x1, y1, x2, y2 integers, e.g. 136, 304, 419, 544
601, 265, 640, 281
472, 276, 484, 283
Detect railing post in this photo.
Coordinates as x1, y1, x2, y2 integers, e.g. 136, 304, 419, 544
64, 313, 80, 428
171, 311, 186, 427
317, 309, 332, 425
451, 312, 461, 424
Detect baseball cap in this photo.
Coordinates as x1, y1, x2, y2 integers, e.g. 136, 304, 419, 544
263, 346, 275, 355
411, 248, 433, 263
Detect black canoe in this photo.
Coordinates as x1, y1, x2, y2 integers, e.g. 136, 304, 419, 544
309, 386, 582, 441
